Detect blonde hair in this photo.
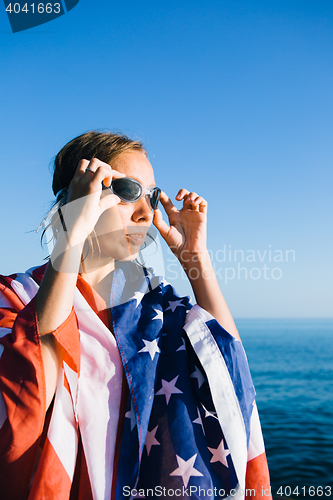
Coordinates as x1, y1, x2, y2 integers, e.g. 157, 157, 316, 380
52, 130, 147, 196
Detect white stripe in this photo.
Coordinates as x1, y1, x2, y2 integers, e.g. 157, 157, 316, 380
184, 305, 247, 492
0, 294, 12, 308
47, 368, 78, 481
63, 362, 79, 420
10, 273, 39, 305
74, 288, 123, 500
248, 403, 265, 461
0, 327, 12, 338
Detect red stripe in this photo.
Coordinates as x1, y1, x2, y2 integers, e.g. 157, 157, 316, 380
70, 432, 93, 500
31, 264, 48, 284
0, 298, 46, 460
111, 369, 129, 500
0, 267, 82, 498
28, 437, 72, 499
0, 296, 46, 498
245, 452, 272, 499
52, 309, 80, 375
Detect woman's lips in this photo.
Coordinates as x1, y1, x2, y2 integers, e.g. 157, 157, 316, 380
126, 233, 146, 246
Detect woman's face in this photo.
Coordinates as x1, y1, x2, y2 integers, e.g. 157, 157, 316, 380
90, 150, 156, 264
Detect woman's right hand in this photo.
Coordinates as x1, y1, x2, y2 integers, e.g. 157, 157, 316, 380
37, 161, 126, 406
62, 158, 126, 244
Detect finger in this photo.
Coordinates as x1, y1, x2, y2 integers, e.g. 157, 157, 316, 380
86, 159, 112, 187
75, 159, 107, 182
175, 188, 189, 201
89, 164, 126, 189
94, 166, 127, 189
111, 170, 126, 178
198, 198, 208, 213
187, 195, 205, 207
175, 189, 201, 209
153, 208, 171, 241
184, 191, 199, 204
87, 157, 114, 172
89, 166, 111, 188
181, 191, 200, 210
76, 158, 125, 180
158, 191, 178, 216
185, 195, 208, 213
76, 159, 90, 175
99, 193, 121, 213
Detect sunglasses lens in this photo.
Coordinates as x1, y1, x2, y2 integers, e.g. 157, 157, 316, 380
111, 178, 141, 202
151, 188, 161, 210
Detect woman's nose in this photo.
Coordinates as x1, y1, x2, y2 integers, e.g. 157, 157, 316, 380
132, 196, 153, 223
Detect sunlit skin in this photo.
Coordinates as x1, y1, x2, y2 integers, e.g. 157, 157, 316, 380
79, 152, 156, 299
35, 150, 240, 410
82, 153, 155, 266
75, 151, 209, 299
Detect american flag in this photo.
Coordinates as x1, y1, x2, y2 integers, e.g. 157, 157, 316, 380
0, 262, 271, 499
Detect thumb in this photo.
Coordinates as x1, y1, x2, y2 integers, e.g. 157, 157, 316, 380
100, 194, 121, 212
153, 208, 170, 241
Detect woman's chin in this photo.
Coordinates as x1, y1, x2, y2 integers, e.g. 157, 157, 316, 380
96, 237, 142, 263
117, 250, 140, 262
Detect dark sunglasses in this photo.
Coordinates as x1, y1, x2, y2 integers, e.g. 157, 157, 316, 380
104, 177, 161, 210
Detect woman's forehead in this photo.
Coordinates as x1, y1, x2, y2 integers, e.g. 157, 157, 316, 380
111, 151, 155, 186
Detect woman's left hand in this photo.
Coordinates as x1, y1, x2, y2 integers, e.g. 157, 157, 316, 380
153, 189, 208, 267
154, 190, 240, 341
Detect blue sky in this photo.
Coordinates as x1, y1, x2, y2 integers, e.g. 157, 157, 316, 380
0, 0, 332, 317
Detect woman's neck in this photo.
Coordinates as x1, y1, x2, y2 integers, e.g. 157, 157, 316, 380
80, 257, 115, 303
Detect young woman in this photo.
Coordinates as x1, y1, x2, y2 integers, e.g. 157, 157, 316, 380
0, 131, 271, 499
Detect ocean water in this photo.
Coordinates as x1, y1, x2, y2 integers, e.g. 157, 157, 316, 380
236, 319, 333, 500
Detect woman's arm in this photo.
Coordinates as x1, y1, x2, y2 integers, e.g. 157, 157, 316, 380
37, 238, 83, 409
180, 250, 240, 340
36, 159, 124, 408
153, 189, 240, 341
